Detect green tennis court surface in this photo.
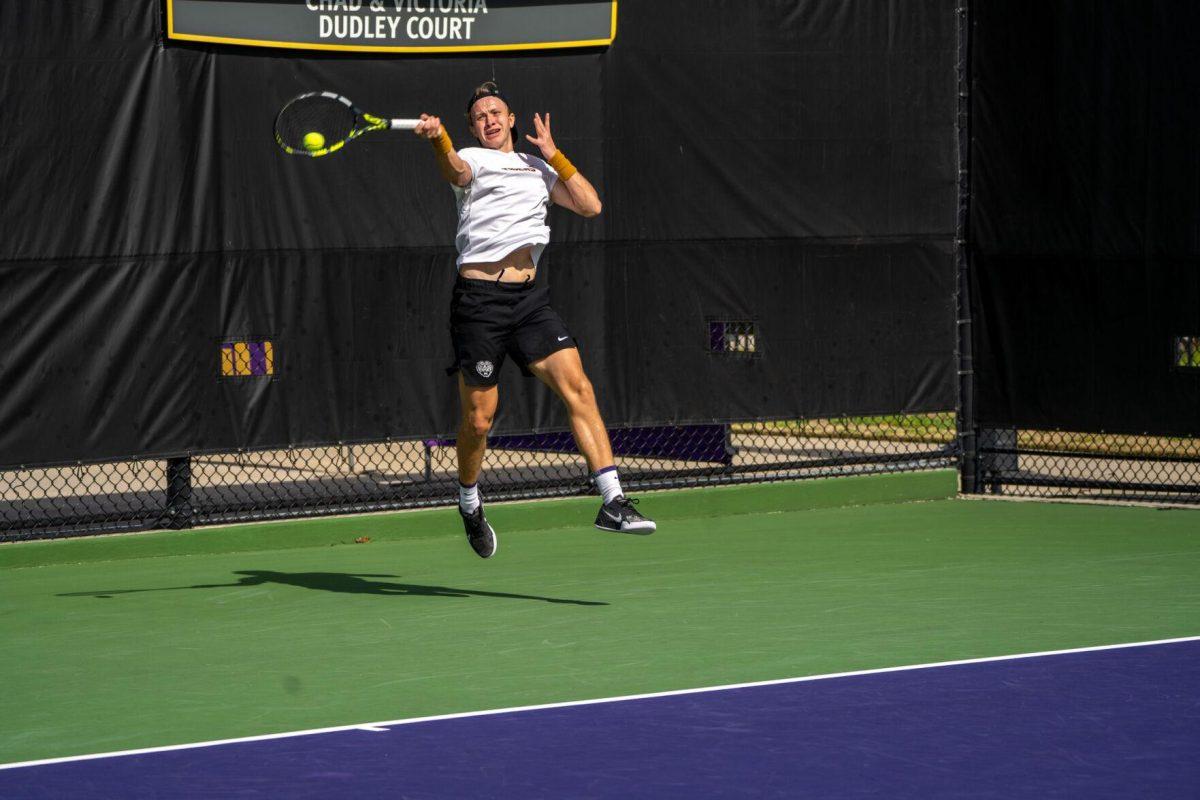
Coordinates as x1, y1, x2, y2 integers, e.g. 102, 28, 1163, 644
3, 470, 1198, 766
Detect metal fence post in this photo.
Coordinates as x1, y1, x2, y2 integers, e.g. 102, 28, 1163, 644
955, 0, 979, 494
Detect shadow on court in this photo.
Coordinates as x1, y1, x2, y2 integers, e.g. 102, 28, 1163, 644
57, 570, 608, 606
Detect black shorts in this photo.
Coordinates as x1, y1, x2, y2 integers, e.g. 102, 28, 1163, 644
448, 276, 576, 386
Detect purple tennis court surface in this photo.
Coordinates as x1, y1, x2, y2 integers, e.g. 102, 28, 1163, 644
3, 639, 1198, 798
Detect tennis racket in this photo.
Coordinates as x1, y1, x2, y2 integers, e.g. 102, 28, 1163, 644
274, 91, 421, 158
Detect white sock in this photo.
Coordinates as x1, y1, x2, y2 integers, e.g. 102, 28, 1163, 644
594, 467, 622, 504
459, 482, 480, 513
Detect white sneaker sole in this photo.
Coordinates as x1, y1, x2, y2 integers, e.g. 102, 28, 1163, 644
595, 520, 657, 534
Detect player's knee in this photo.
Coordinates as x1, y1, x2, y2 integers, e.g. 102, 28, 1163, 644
459, 404, 493, 438
467, 411, 493, 439
564, 375, 595, 407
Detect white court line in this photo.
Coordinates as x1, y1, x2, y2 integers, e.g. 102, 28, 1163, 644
3, 634, 1197, 772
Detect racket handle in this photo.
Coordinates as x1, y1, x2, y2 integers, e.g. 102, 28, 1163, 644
390, 118, 421, 130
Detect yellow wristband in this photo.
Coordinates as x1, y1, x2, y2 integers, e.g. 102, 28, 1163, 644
548, 150, 578, 182
431, 127, 454, 154
429, 127, 460, 182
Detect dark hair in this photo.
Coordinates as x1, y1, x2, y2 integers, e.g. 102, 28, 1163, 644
465, 81, 519, 145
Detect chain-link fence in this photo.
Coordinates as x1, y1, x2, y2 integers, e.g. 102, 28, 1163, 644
0, 414, 957, 541
975, 428, 1200, 505
9, 412, 1198, 540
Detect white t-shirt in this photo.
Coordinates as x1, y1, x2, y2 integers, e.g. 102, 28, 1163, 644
452, 147, 559, 268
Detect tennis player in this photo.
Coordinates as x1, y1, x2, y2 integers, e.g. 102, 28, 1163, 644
413, 82, 655, 558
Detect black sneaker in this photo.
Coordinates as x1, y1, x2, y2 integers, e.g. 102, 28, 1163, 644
459, 505, 497, 558
594, 496, 656, 534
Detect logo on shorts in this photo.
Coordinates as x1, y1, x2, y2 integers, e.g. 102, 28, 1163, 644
475, 360, 494, 378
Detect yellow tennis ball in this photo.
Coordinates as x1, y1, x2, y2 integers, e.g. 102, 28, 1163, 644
303, 131, 325, 151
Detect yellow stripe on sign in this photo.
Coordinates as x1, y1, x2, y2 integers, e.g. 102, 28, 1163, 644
165, 32, 617, 53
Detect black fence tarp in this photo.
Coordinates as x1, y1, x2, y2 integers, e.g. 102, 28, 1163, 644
970, 0, 1200, 438
0, 1, 958, 469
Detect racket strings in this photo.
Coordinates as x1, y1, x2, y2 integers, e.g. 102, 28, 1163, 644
275, 95, 359, 150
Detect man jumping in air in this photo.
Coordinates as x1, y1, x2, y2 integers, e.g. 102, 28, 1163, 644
413, 82, 656, 558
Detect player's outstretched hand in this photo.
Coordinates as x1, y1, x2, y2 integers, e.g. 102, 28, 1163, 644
526, 112, 558, 160
414, 113, 443, 139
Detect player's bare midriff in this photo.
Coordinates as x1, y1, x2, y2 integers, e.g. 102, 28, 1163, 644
460, 245, 537, 283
